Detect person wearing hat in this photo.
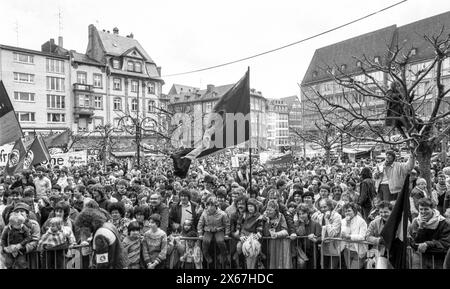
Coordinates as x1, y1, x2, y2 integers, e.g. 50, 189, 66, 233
374, 149, 415, 202
5, 203, 41, 266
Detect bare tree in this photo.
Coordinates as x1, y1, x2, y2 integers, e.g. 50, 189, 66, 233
292, 121, 353, 165
302, 28, 450, 193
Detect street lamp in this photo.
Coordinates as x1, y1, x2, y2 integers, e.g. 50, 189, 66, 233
118, 115, 159, 168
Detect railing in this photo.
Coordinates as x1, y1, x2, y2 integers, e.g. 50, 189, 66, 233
7, 237, 446, 269
20, 244, 93, 269
321, 238, 447, 269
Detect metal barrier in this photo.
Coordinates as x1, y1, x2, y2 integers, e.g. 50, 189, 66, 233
320, 237, 374, 269
321, 238, 447, 269
5, 237, 444, 269
174, 235, 319, 269
22, 244, 93, 269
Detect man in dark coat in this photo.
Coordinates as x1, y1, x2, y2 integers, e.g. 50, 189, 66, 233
168, 189, 199, 234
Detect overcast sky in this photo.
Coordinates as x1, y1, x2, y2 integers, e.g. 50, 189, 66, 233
1, 0, 450, 99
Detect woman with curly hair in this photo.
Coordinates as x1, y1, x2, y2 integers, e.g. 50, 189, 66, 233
107, 202, 131, 242
75, 208, 127, 269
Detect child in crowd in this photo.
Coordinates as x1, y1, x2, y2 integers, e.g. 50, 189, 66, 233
122, 221, 142, 269
1, 213, 30, 269
179, 230, 202, 269
38, 217, 76, 269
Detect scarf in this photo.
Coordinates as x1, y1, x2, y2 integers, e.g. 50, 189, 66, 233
418, 209, 446, 230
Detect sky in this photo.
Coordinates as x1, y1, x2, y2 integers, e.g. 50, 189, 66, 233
1, 0, 450, 99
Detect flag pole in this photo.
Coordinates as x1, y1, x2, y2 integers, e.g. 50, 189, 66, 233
247, 67, 252, 191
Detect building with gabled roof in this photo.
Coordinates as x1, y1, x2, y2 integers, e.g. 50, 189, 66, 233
168, 83, 268, 150
301, 11, 450, 135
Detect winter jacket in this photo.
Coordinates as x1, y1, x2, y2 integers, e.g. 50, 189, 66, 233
409, 211, 450, 255
168, 201, 199, 232
237, 212, 263, 236
340, 215, 368, 257
92, 222, 127, 269
197, 208, 230, 236
314, 211, 342, 256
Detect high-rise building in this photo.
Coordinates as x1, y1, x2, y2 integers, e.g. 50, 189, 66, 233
266, 99, 289, 151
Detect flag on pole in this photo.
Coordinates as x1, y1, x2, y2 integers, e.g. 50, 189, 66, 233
171, 69, 250, 178
43, 130, 70, 149
0, 81, 23, 146
380, 174, 410, 269
5, 138, 26, 175
23, 135, 51, 170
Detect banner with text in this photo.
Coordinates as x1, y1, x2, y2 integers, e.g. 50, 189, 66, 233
41, 151, 87, 167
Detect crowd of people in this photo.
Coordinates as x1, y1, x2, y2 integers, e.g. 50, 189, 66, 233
1, 149, 450, 269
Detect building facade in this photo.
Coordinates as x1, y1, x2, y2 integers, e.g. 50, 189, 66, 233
0, 39, 71, 136
280, 95, 302, 152
168, 84, 267, 150
0, 25, 165, 145
266, 99, 289, 151
301, 11, 450, 136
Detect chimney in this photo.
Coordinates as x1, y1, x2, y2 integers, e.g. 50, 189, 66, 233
113, 27, 119, 35
207, 84, 215, 93
157, 66, 161, 76
58, 36, 63, 47
129, 33, 134, 38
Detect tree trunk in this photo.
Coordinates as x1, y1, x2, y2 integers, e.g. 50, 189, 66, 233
416, 144, 433, 196
325, 147, 331, 166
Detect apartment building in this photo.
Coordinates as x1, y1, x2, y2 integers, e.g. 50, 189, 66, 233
301, 11, 450, 134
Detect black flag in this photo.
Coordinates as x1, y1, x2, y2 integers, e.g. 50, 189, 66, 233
380, 174, 410, 269
0, 81, 23, 146
171, 69, 250, 178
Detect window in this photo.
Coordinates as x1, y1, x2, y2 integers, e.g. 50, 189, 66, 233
77, 72, 87, 84
411, 48, 417, 56
148, 82, 155, 94
46, 77, 65, 91
16, 112, 35, 122
46, 58, 64, 73
78, 95, 91, 107
113, 98, 122, 111
93, 118, 103, 129
113, 118, 122, 130
47, 113, 65, 123
127, 61, 134, 71
14, 92, 35, 102
113, 59, 120, 69
341, 64, 347, 71
47, 95, 65, 109
14, 72, 34, 83
113, 78, 121, 90
356, 61, 362, 67
312, 71, 318, 78
13, 52, 34, 64
131, 99, 138, 111
131, 80, 138, 93
374, 56, 380, 64
148, 100, 155, 112
135, 62, 142, 73
94, 96, 103, 109
93, 74, 103, 88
